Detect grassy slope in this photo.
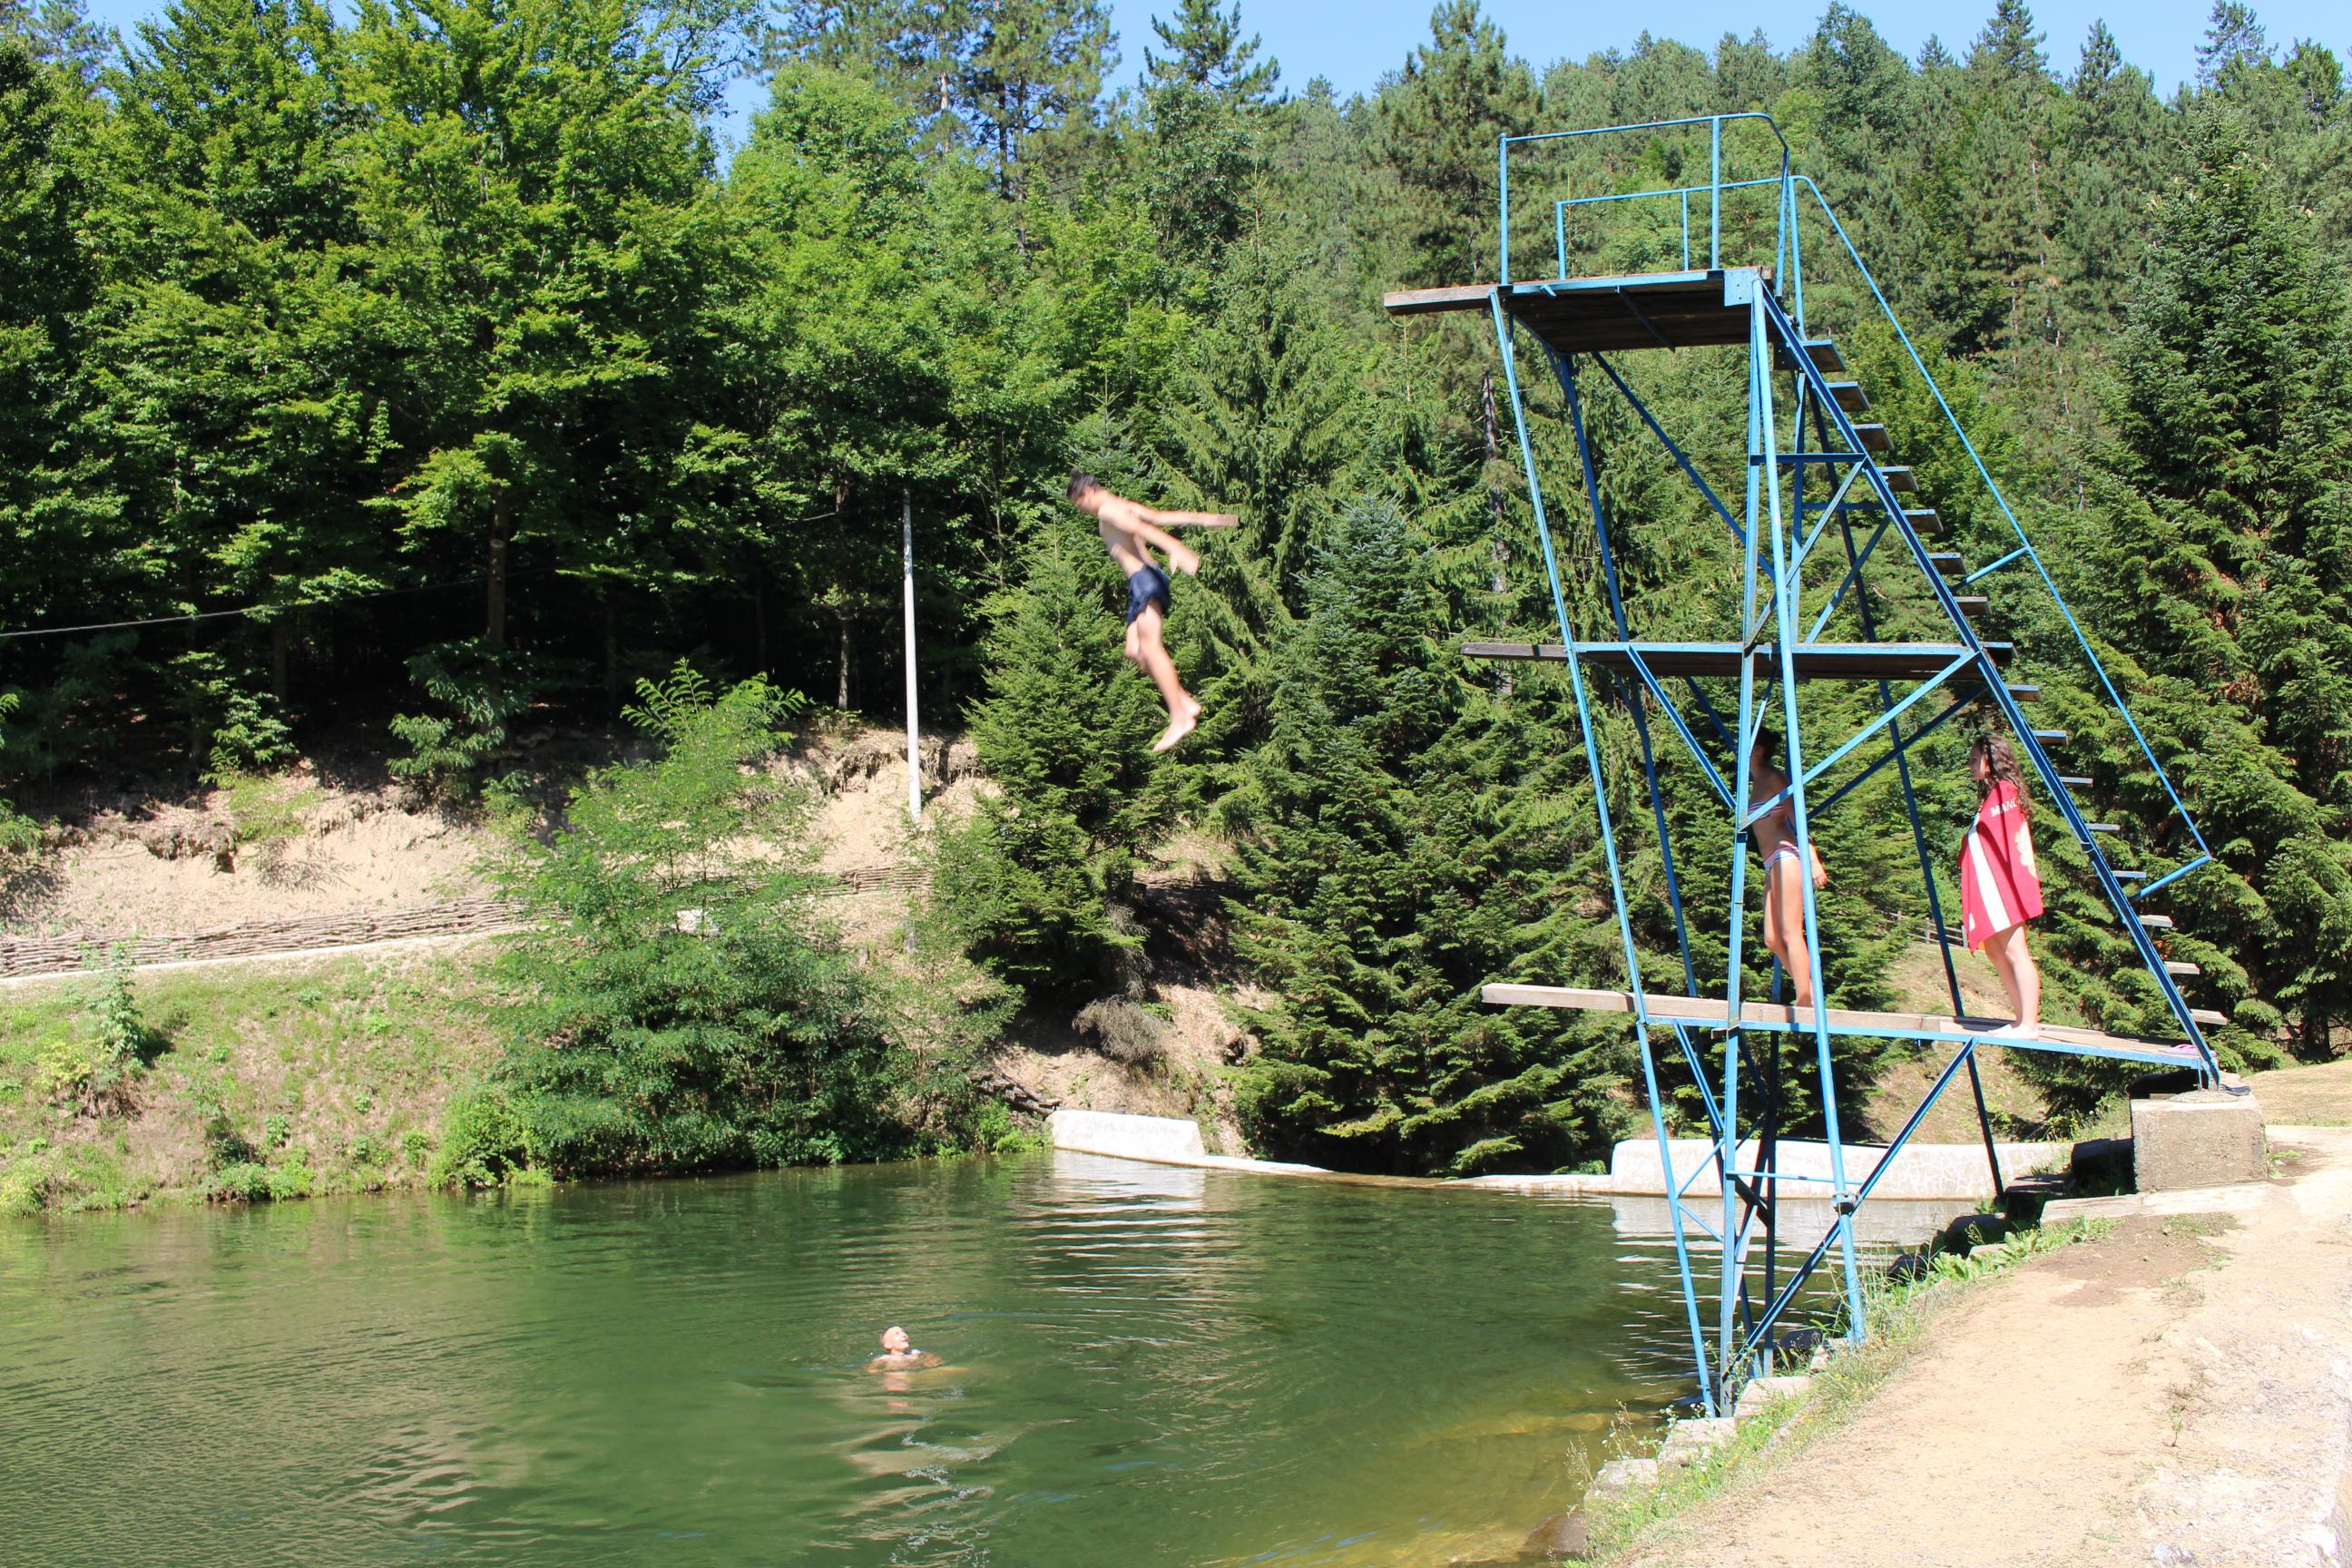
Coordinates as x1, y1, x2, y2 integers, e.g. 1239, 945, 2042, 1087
0, 946, 501, 1214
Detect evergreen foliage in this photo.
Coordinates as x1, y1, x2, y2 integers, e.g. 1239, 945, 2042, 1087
931, 532, 1166, 998
1229, 498, 1632, 1174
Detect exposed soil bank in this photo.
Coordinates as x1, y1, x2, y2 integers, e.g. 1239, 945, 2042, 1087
1609, 1126, 2352, 1567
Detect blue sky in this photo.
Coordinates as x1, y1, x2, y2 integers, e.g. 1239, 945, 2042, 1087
75, 0, 2351, 152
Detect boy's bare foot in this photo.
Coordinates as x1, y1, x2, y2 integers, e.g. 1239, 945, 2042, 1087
1988, 1021, 2040, 1041
1152, 702, 1202, 753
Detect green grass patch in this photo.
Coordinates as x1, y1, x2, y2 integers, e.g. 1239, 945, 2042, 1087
0, 948, 502, 1215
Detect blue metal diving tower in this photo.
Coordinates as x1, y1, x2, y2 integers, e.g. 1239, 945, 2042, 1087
1385, 114, 2233, 1412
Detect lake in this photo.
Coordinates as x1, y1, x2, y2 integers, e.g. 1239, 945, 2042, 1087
1, 1151, 1719, 1566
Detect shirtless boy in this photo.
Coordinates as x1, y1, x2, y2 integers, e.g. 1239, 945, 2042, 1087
1065, 474, 1233, 753
1749, 727, 1829, 1007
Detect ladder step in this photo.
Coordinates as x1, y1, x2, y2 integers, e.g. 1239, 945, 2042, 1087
1826, 379, 1870, 413
1953, 594, 1989, 614
2004, 682, 2039, 701
2191, 1009, 2228, 1027
2165, 960, 2200, 977
1805, 338, 1846, 373
2111, 869, 2149, 882
2057, 774, 2092, 789
1879, 466, 1918, 492
2085, 822, 2120, 834
2033, 729, 2068, 745
2138, 914, 2176, 930
1929, 552, 1965, 575
1853, 422, 1895, 454
1905, 508, 1940, 534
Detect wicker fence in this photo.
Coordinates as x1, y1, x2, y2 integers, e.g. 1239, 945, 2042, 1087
1, 867, 936, 980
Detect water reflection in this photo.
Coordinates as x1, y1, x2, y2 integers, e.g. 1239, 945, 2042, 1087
3, 1154, 1712, 1567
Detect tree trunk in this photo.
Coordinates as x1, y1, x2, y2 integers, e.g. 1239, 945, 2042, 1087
603, 597, 622, 703
836, 604, 852, 710
751, 555, 769, 671
485, 503, 511, 653
270, 619, 289, 701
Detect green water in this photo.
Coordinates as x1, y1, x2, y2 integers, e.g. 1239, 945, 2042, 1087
0, 1152, 1700, 1566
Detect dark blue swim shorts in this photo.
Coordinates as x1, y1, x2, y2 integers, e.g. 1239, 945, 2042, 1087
1125, 564, 1172, 625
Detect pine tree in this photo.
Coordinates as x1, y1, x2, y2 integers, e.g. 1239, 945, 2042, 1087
1374, 0, 1539, 289
1143, 0, 1272, 99
930, 528, 1170, 998
1229, 496, 1632, 1174
1140, 0, 1277, 258
2065, 103, 2352, 1056
958, 0, 1115, 206
0, 0, 109, 81
2196, 0, 2267, 90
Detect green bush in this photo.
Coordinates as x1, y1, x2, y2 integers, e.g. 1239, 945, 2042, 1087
427, 1085, 527, 1188
481, 664, 950, 1179
387, 641, 534, 800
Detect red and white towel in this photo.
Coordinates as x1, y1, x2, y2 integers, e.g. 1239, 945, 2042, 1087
1961, 779, 2044, 948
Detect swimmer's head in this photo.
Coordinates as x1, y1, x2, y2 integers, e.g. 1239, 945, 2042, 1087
879, 1326, 911, 1355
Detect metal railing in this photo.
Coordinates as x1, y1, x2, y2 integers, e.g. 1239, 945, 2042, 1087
1497, 113, 1795, 289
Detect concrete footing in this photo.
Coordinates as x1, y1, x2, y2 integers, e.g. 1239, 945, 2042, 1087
1733, 1374, 1812, 1419
2132, 1090, 2267, 1192
1588, 1457, 1660, 1496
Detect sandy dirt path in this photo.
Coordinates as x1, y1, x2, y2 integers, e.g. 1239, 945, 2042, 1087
1620, 1127, 2352, 1568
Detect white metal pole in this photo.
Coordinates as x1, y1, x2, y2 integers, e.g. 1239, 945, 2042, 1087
902, 490, 922, 822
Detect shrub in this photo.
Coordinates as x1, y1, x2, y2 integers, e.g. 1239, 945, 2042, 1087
427, 1085, 527, 1188
1073, 995, 1172, 1066
482, 664, 944, 1179
387, 640, 534, 800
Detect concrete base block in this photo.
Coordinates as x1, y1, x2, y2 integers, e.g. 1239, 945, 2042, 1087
1048, 1109, 1204, 1162
1656, 1416, 1738, 1470
2042, 1182, 2270, 1224
1588, 1457, 1661, 1496
1733, 1374, 1812, 1420
2132, 1091, 2267, 1192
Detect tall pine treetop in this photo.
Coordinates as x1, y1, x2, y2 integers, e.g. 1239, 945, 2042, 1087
1144, 0, 1275, 102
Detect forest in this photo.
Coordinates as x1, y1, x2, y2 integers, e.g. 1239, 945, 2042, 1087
4, 0, 2350, 1176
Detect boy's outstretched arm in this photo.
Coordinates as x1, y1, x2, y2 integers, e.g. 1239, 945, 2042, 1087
1140, 507, 1239, 529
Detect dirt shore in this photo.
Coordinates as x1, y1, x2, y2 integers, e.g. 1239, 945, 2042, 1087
1615, 1123, 2352, 1567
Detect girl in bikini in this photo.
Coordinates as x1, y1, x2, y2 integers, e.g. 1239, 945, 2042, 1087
1961, 734, 2045, 1040
1748, 727, 1828, 1008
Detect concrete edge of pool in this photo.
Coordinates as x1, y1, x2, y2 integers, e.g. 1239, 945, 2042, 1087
1046, 1108, 2069, 1204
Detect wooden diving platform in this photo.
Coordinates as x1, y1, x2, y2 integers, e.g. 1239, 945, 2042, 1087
1460, 641, 2014, 681
1483, 985, 2209, 1069
1383, 269, 1771, 356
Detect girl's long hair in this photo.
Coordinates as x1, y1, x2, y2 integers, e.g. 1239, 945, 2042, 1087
1970, 734, 2033, 823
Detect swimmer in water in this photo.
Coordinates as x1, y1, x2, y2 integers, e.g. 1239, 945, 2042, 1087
866, 1326, 943, 1372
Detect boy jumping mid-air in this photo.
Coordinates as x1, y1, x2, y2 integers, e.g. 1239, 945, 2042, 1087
1065, 473, 1233, 753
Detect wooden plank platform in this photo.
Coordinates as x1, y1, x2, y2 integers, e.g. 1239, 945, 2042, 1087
1459, 640, 2014, 680
1482, 985, 2207, 1066
1381, 270, 1769, 356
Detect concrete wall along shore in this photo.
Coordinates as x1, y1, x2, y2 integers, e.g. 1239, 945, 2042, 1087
1046, 1111, 2065, 1205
